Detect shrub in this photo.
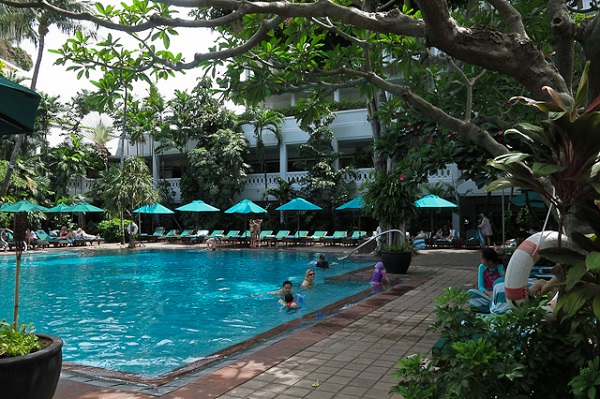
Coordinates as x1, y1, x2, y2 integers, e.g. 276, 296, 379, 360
96, 218, 131, 243
391, 287, 594, 398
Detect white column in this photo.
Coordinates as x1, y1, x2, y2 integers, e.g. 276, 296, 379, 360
334, 89, 341, 102
332, 138, 339, 170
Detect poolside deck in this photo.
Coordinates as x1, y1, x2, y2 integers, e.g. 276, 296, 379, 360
50, 245, 478, 399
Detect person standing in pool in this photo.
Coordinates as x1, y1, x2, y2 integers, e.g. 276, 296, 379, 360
302, 269, 316, 287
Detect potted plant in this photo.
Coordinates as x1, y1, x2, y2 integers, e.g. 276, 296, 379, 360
363, 166, 421, 274
0, 322, 63, 399
0, 212, 63, 399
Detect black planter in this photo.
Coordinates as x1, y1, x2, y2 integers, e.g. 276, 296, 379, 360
0, 334, 63, 399
381, 251, 412, 274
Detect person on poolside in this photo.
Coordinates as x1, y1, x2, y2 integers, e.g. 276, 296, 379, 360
302, 269, 316, 287
59, 225, 69, 237
370, 262, 391, 286
316, 254, 329, 269
77, 228, 99, 239
466, 248, 504, 313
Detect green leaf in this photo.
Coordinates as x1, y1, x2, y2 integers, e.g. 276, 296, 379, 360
586, 252, 600, 273
574, 61, 590, 110
565, 263, 590, 290
531, 162, 567, 177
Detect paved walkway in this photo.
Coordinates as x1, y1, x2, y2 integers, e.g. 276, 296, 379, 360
53, 249, 478, 399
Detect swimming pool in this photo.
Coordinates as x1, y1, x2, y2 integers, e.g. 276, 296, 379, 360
0, 249, 371, 376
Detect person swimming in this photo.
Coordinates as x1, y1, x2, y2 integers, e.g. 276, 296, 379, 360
279, 291, 300, 311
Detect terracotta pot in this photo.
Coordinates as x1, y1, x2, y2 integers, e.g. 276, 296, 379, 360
0, 334, 63, 399
381, 251, 412, 274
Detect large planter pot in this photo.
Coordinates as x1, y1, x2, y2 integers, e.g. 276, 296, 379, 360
0, 334, 63, 399
381, 251, 412, 274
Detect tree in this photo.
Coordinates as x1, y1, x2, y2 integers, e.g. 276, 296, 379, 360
3, 0, 600, 228
91, 156, 158, 243
184, 128, 249, 213
0, 0, 95, 197
240, 107, 285, 197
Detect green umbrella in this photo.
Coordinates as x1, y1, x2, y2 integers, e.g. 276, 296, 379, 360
2, 199, 49, 213
45, 203, 72, 213
414, 194, 458, 233
133, 203, 174, 214
510, 191, 545, 208
225, 199, 268, 233
0, 76, 42, 135
225, 199, 267, 214
175, 200, 220, 213
2, 199, 48, 329
276, 198, 322, 232
65, 202, 104, 213
335, 196, 364, 232
335, 196, 363, 210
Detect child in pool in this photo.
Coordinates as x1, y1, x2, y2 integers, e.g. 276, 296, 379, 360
370, 262, 391, 285
279, 292, 300, 310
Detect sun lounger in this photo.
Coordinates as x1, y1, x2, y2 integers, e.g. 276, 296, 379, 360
139, 227, 165, 242
323, 231, 347, 245
304, 231, 327, 245
342, 231, 367, 246
181, 229, 210, 244
157, 229, 179, 242
263, 230, 290, 246
462, 228, 482, 249
283, 230, 309, 246
165, 229, 194, 243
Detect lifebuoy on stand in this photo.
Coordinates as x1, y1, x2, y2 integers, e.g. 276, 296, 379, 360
504, 231, 566, 308
127, 222, 138, 236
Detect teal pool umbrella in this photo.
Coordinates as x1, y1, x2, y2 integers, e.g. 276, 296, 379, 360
335, 196, 364, 232
415, 194, 458, 233
65, 202, 104, 229
415, 194, 458, 209
510, 191, 545, 208
65, 201, 104, 213
133, 203, 174, 215
45, 203, 71, 213
3, 199, 48, 328
0, 201, 14, 211
335, 196, 363, 211
2, 199, 49, 213
175, 200, 220, 213
276, 198, 322, 232
175, 200, 220, 230
225, 199, 268, 214
0, 76, 42, 135
225, 199, 268, 232
44, 203, 72, 227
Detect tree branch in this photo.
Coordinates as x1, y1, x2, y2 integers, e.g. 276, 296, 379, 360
486, 0, 528, 37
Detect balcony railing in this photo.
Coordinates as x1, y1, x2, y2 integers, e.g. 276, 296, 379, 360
67, 165, 464, 203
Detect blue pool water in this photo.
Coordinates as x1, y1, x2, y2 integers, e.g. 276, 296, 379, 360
0, 249, 371, 376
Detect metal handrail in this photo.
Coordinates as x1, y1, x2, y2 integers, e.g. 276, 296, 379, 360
338, 229, 406, 267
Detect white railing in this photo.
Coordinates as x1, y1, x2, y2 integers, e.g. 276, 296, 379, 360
67, 165, 462, 203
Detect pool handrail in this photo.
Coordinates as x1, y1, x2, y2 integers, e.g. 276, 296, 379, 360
338, 229, 407, 268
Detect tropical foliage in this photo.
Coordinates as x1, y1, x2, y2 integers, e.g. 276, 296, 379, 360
391, 287, 594, 398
